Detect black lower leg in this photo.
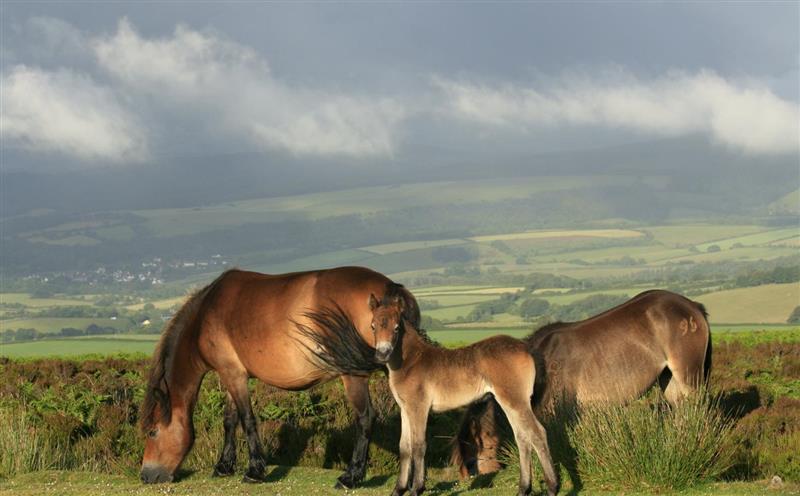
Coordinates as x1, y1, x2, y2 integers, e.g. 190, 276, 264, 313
234, 393, 266, 483
213, 394, 239, 477
337, 401, 375, 488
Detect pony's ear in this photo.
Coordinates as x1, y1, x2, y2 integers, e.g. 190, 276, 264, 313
368, 293, 379, 310
394, 295, 406, 312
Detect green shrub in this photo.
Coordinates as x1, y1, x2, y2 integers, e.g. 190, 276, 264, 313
0, 406, 72, 478
727, 397, 800, 482
568, 393, 735, 491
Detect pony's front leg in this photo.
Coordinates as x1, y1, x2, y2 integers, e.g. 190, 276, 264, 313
212, 390, 239, 477
391, 408, 413, 496
408, 407, 429, 496
221, 371, 267, 483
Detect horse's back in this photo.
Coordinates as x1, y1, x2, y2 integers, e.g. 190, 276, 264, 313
196, 266, 395, 389
529, 289, 710, 405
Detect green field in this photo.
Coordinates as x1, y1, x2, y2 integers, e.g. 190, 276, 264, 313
4, 327, 799, 358
696, 283, 800, 324
643, 224, 769, 247
0, 317, 128, 334
696, 227, 800, 251
0, 293, 94, 307
0, 337, 157, 358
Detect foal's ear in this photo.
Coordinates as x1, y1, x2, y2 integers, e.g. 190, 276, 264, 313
394, 295, 406, 312
368, 293, 379, 310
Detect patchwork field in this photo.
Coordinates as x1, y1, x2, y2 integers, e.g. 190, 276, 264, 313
3, 221, 798, 346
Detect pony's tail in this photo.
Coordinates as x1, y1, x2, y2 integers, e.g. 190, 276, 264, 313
294, 304, 382, 376
140, 270, 228, 431
696, 302, 712, 384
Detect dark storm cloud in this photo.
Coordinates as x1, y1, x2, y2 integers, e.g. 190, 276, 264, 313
1, 2, 797, 166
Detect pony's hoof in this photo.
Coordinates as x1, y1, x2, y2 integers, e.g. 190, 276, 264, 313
334, 475, 354, 490
241, 470, 265, 483
212, 464, 236, 478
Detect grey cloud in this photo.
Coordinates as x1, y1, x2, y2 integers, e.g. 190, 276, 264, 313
435, 70, 800, 155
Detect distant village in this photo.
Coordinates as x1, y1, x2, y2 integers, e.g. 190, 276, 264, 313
20, 254, 229, 288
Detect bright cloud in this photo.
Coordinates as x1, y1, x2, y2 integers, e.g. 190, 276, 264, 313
1, 65, 148, 162
435, 71, 800, 155
91, 19, 405, 157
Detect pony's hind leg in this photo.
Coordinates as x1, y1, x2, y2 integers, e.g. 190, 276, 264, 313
212, 390, 239, 477
336, 375, 375, 489
494, 391, 559, 496
219, 369, 267, 483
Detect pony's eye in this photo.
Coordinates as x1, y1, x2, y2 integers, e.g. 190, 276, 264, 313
394, 324, 399, 331
370, 323, 375, 330
148, 429, 158, 438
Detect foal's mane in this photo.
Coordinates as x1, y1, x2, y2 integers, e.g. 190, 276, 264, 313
140, 270, 228, 432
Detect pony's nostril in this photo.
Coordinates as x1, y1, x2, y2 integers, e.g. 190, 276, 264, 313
140, 465, 171, 484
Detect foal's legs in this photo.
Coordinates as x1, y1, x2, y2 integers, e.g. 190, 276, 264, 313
409, 407, 429, 496
219, 369, 267, 482
392, 405, 429, 496
495, 392, 559, 496
392, 408, 413, 496
336, 375, 376, 489
212, 390, 240, 477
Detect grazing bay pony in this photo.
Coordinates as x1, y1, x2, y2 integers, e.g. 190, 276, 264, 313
139, 267, 419, 487
303, 291, 560, 496
453, 289, 712, 477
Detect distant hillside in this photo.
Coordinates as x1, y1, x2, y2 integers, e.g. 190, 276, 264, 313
768, 188, 800, 215
2, 136, 797, 275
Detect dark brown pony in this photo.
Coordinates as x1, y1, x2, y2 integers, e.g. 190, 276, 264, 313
303, 291, 559, 496
454, 289, 711, 477
139, 267, 419, 487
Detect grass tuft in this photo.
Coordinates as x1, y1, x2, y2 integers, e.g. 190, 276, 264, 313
568, 392, 735, 491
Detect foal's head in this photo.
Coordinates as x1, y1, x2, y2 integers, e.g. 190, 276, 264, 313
368, 292, 405, 363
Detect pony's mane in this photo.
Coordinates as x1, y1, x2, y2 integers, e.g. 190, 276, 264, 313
294, 304, 383, 375
140, 270, 229, 432
382, 282, 438, 346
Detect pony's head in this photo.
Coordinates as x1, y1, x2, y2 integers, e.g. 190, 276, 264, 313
139, 372, 195, 483
368, 291, 405, 363
139, 338, 196, 483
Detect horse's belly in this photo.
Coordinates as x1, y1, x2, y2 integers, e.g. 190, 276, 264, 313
431, 381, 489, 413
236, 330, 334, 390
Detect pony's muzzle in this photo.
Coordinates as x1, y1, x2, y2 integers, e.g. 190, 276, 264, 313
375, 342, 393, 363
140, 464, 173, 484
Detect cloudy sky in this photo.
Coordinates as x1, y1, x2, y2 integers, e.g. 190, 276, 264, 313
2, 1, 798, 169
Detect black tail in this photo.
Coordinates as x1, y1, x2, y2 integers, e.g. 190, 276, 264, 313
696, 302, 712, 384
294, 304, 382, 376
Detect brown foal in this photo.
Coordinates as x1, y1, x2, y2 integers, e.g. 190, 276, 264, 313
369, 292, 559, 496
